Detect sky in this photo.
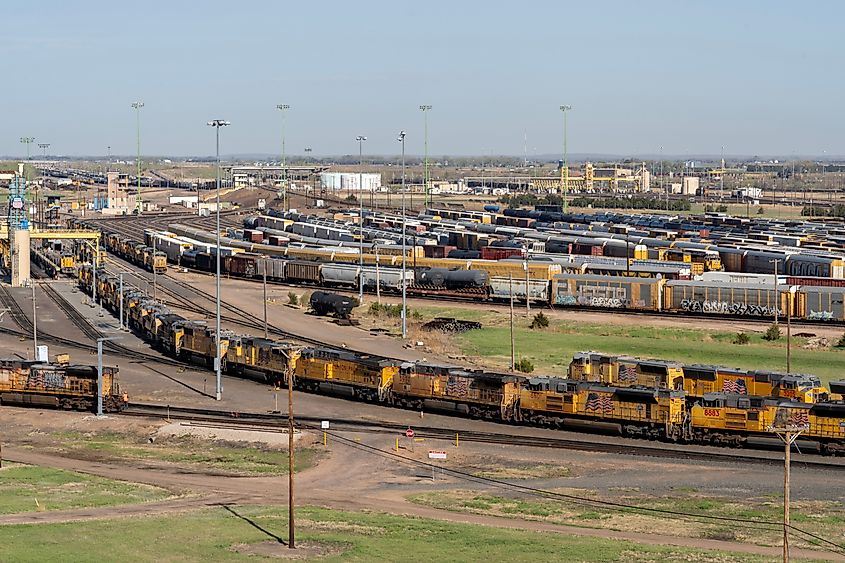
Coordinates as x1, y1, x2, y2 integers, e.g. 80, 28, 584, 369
2, 1, 843, 158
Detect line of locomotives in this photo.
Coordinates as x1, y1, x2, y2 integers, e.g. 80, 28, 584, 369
0, 358, 126, 412
79, 266, 845, 454
90, 225, 845, 323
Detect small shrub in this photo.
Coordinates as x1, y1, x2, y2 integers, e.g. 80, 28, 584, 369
757, 207, 765, 215
514, 358, 534, 373
345, 194, 357, 202
411, 309, 422, 320
287, 292, 299, 306
368, 302, 402, 317
530, 311, 550, 329
733, 332, 750, 345
763, 323, 781, 341
836, 332, 845, 348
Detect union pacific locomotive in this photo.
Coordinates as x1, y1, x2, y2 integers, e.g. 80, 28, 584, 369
78, 266, 845, 455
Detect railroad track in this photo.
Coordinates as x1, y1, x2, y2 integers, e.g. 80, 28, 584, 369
122, 402, 845, 470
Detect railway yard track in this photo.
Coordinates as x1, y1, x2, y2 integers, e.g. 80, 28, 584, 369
122, 402, 845, 470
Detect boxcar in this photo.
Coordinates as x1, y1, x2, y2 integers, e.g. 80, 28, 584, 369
796, 286, 845, 321
551, 274, 663, 310
286, 261, 322, 284
662, 280, 789, 318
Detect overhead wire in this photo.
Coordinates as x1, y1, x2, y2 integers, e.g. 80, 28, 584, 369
301, 422, 845, 556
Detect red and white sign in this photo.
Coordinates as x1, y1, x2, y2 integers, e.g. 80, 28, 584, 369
405, 428, 415, 438
428, 450, 447, 460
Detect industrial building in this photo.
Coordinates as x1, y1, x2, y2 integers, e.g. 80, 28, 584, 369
319, 172, 382, 192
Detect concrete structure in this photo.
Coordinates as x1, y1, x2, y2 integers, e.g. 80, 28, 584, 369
670, 177, 699, 195
106, 172, 131, 210
320, 172, 382, 192
10, 228, 30, 287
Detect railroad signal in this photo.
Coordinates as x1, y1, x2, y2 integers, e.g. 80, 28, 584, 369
405, 427, 415, 439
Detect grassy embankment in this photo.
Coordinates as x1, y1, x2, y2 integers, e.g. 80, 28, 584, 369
410, 489, 845, 555
47, 430, 322, 477
0, 504, 775, 562
390, 306, 845, 383
0, 463, 169, 515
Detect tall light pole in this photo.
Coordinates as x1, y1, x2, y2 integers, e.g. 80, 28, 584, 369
131, 101, 144, 214
398, 130, 408, 339
559, 105, 572, 213
356, 135, 367, 302
208, 119, 230, 401
419, 105, 432, 207
38, 143, 50, 159
720, 145, 725, 200
20, 137, 35, 160
276, 104, 290, 211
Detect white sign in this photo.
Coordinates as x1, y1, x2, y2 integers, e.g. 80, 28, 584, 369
258, 199, 266, 210
36, 345, 49, 363
428, 450, 447, 460
321, 420, 330, 430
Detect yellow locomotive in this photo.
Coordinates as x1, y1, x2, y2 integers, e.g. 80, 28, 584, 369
294, 348, 400, 402
518, 378, 686, 440
569, 352, 685, 390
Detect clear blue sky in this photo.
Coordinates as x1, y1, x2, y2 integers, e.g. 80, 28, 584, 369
3, 0, 843, 158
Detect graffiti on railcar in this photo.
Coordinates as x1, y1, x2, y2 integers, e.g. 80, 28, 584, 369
556, 284, 644, 309
808, 310, 835, 321
680, 299, 779, 317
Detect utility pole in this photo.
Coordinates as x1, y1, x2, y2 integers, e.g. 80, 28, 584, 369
207, 119, 230, 401
509, 275, 515, 371
131, 101, 144, 214
524, 259, 530, 313
420, 105, 432, 207
787, 288, 792, 374
559, 105, 573, 213
769, 409, 807, 563
31, 281, 38, 360
398, 131, 408, 339
287, 362, 296, 549
263, 259, 268, 340
276, 104, 290, 211
356, 135, 367, 303
771, 259, 780, 325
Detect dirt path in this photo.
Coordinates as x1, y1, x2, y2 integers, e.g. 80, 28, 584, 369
3, 446, 842, 561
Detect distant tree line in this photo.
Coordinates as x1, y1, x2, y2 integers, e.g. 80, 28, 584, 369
801, 204, 845, 218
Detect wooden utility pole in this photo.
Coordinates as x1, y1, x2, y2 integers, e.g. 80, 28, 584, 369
509, 275, 515, 371
287, 364, 295, 548
770, 414, 805, 563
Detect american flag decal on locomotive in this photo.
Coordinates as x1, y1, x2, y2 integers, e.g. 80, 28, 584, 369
722, 378, 748, 394
445, 376, 469, 397
618, 365, 638, 383
586, 392, 614, 414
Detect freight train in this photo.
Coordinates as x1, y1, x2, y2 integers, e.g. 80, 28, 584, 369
0, 358, 126, 412
82, 223, 845, 323
78, 267, 845, 454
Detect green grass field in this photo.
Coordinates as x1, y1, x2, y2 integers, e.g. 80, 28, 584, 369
454, 316, 845, 383
409, 490, 844, 554
49, 431, 322, 476
0, 505, 774, 562
0, 463, 169, 515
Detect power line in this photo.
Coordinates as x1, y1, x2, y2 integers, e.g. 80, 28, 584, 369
302, 423, 845, 556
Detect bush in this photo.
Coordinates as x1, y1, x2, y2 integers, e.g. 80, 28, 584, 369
733, 332, 750, 345
763, 323, 782, 341
287, 292, 299, 306
836, 333, 845, 348
345, 194, 357, 202
757, 207, 765, 215
530, 311, 550, 329
368, 302, 403, 318
514, 358, 534, 373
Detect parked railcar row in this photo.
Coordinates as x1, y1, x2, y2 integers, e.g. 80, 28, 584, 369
73, 267, 845, 454
79, 219, 845, 323
0, 358, 126, 412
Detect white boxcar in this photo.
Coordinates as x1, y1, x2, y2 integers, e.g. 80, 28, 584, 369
489, 276, 549, 304
320, 264, 360, 287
